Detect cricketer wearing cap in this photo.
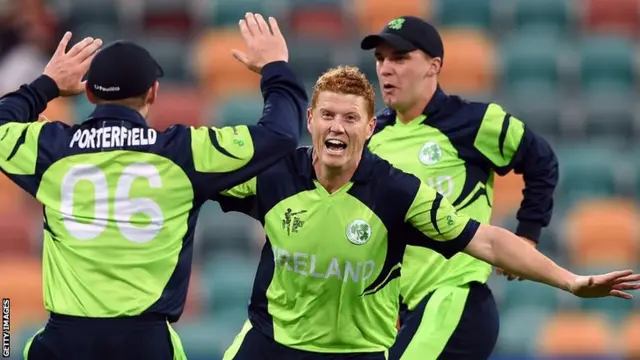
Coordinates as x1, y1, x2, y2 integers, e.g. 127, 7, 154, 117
11, 14, 306, 360
214, 66, 639, 360
361, 16, 559, 359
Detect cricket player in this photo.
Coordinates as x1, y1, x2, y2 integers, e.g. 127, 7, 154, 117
361, 16, 559, 359
5, 13, 308, 360
216, 66, 638, 360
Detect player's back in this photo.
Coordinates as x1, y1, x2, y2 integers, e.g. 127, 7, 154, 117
36, 107, 203, 319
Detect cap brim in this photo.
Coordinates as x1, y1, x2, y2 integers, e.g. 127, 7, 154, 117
360, 33, 417, 52
154, 60, 164, 78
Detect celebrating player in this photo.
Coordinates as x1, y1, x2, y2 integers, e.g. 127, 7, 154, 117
216, 66, 639, 360
5, 13, 307, 360
361, 16, 560, 359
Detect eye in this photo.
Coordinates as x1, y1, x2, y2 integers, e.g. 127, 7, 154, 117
321, 111, 334, 120
346, 114, 358, 122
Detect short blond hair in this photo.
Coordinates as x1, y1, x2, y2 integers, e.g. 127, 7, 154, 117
311, 66, 375, 118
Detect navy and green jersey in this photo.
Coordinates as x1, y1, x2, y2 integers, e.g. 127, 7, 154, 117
368, 87, 558, 310
0, 61, 307, 322
215, 148, 480, 353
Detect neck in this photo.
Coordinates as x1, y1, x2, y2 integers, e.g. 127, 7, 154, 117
313, 153, 361, 194
396, 82, 437, 124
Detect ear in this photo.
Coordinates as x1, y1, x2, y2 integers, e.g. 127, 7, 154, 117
147, 81, 160, 105
306, 107, 313, 133
85, 83, 98, 104
366, 116, 377, 140
429, 57, 442, 76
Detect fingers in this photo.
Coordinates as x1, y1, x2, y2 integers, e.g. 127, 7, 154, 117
245, 12, 262, 36
268, 17, 283, 38
596, 270, 634, 284
613, 282, 640, 291
613, 273, 640, 284
67, 37, 96, 58
77, 38, 102, 62
254, 14, 270, 35
609, 289, 633, 299
238, 19, 252, 44
55, 31, 72, 56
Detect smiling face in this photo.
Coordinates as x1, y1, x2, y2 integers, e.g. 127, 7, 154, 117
308, 66, 376, 171
374, 42, 441, 113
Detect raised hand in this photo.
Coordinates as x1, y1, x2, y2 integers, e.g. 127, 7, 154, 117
43, 32, 103, 97
231, 12, 288, 74
569, 270, 640, 299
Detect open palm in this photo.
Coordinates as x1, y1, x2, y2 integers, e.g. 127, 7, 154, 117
569, 270, 640, 299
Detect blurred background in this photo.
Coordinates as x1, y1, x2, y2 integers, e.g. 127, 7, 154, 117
0, 0, 640, 359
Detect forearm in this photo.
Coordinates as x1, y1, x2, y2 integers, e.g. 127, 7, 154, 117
465, 224, 576, 292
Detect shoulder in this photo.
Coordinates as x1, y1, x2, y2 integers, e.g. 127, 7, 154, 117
373, 107, 396, 134
367, 152, 421, 200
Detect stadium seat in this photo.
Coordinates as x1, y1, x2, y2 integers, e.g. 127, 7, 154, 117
68, 0, 121, 26
490, 171, 523, 223
434, 0, 493, 30
582, 0, 640, 36
141, 0, 194, 34
73, 97, 96, 123
207, 0, 269, 27
216, 93, 265, 127
196, 202, 256, 256
0, 257, 47, 332
579, 36, 636, 93
437, 29, 496, 95
173, 315, 227, 359
537, 312, 614, 355
192, 28, 261, 99
285, 1, 350, 41
500, 279, 561, 311
201, 252, 257, 314
556, 145, 619, 207
288, 37, 338, 84
141, 34, 190, 81
564, 198, 639, 267
512, 0, 573, 34
352, 0, 430, 34
147, 86, 205, 131
496, 306, 550, 355
621, 313, 640, 356
71, 22, 121, 46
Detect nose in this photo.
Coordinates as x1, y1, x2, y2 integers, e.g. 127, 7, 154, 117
328, 121, 346, 134
378, 58, 393, 77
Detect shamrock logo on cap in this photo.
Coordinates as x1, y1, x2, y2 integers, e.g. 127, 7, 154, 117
388, 18, 405, 30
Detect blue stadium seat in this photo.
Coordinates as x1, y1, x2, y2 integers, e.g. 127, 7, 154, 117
208, 0, 269, 27
140, 35, 190, 81
201, 252, 257, 314
173, 315, 227, 359
68, 0, 121, 25
512, 0, 573, 34
435, 0, 493, 30
495, 306, 551, 355
579, 36, 636, 94
288, 37, 337, 84
71, 23, 121, 45
500, 279, 561, 311
73, 97, 96, 123
216, 93, 265, 127
196, 202, 256, 255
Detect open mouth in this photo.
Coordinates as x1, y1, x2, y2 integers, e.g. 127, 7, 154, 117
383, 83, 396, 90
324, 139, 347, 154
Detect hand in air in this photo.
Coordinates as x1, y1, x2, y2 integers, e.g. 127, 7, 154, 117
231, 12, 288, 73
43, 32, 103, 97
569, 270, 640, 299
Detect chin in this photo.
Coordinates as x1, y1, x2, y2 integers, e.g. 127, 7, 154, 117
320, 153, 349, 169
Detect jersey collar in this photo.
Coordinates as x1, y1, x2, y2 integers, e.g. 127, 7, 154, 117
84, 104, 148, 126
298, 147, 375, 184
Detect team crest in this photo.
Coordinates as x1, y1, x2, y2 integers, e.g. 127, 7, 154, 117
346, 219, 371, 245
418, 141, 443, 166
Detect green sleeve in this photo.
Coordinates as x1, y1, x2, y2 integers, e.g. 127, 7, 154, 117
0, 121, 46, 176
473, 103, 525, 168
220, 177, 258, 198
190, 125, 256, 173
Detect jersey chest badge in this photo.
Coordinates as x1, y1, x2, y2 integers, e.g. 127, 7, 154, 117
282, 208, 308, 235
418, 141, 443, 166
346, 219, 371, 245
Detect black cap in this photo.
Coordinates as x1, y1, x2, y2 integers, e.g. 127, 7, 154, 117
360, 16, 444, 61
86, 40, 164, 101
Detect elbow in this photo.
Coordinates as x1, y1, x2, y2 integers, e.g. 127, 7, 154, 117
465, 224, 502, 264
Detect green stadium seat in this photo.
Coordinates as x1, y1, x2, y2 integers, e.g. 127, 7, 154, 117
288, 38, 336, 84
579, 36, 636, 94
72, 23, 120, 45
435, 0, 493, 30
500, 279, 561, 311
556, 143, 620, 206
512, 0, 573, 34
496, 306, 551, 354
201, 253, 257, 314
216, 93, 265, 127
196, 202, 257, 255
141, 35, 190, 81
581, 91, 635, 141
68, 0, 120, 25
209, 0, 270, 27
173, 316, 227, 359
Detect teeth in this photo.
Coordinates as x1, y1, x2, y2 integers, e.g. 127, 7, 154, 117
326, 139, 345, 145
